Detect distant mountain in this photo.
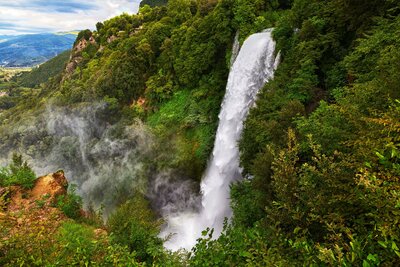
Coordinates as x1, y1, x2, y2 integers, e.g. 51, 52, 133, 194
0, 33, 76, 67
0, 35, 16, 43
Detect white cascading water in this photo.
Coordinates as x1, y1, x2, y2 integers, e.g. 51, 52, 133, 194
161, 29, 280, 251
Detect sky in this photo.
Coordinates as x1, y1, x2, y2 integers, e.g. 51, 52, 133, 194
0, 0, 141, 35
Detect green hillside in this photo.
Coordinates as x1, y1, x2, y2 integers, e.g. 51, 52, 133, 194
0, 51, 69, 111
17, 50, 71, 88
1, 0, 400, 266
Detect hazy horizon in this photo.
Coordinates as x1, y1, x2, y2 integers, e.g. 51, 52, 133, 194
0, 0, 141, 35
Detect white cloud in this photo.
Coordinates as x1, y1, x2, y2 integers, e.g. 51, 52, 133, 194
0, 0, 141, 35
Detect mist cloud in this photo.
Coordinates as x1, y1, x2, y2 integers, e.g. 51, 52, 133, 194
0, 102, 154, 216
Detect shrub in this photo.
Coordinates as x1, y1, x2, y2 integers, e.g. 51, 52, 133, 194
0, 154, 36, 189
54, 222, 100, 265
56, 184, 83, 219
107, 194, 163, 264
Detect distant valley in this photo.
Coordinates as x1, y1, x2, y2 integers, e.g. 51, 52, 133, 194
0, 32, 76, 67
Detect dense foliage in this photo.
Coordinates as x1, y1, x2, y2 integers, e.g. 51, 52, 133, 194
0, 217, 145, 266
140, 0, 168, 8
17, 50, 71, 88
196, 0, 400, 265
56, 184, 83, 220
0, 154, 36, 189
0, 191, 183, 266
1, 0, 400, 265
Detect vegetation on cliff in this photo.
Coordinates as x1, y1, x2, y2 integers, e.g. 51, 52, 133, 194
199, 0, 400, 266
1, 0, 400, 265
0, 157, 181, 266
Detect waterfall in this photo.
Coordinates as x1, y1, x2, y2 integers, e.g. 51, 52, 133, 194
160, 29, 280, 251
230, 31, 240, 68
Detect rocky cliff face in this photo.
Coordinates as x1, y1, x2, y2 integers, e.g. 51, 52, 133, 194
63, 32, 97, 79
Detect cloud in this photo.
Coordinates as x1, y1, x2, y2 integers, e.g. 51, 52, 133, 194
0, 0, 141, 35
0, 0, 98, 13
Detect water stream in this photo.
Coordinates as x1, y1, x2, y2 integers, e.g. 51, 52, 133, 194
161, 29, 280, 250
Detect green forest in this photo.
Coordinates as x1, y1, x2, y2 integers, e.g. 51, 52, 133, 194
1, 0, 400, 266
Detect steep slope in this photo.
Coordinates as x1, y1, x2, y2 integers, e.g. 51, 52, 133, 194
0, 167, 149, 266
17, 50, 71, 88
191, 1, 400, 266
0, 0, 400, 265
162, 30, 280, 250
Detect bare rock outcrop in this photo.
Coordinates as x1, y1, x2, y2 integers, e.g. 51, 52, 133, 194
62, 32, 98, 79
1, 171, 68, 212
31, 171, 68, 202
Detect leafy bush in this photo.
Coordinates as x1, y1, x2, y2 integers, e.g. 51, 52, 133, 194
140, 0, 168, 8
107, 194, 163, 264
0, 154, 36, 189
56, 184, 83, 219
55, 221, 99, 265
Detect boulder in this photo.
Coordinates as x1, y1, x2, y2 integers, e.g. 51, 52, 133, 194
31, 171, 68, 201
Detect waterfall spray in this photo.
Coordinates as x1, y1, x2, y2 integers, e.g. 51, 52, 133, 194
0, 103, 153, 217
160, 29, 280, 250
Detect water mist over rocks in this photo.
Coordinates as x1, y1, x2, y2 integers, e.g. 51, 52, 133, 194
0, 103, 153, 216
43, 104, 153, 215
159, 29, 280, 251
149, 171, 201, 218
